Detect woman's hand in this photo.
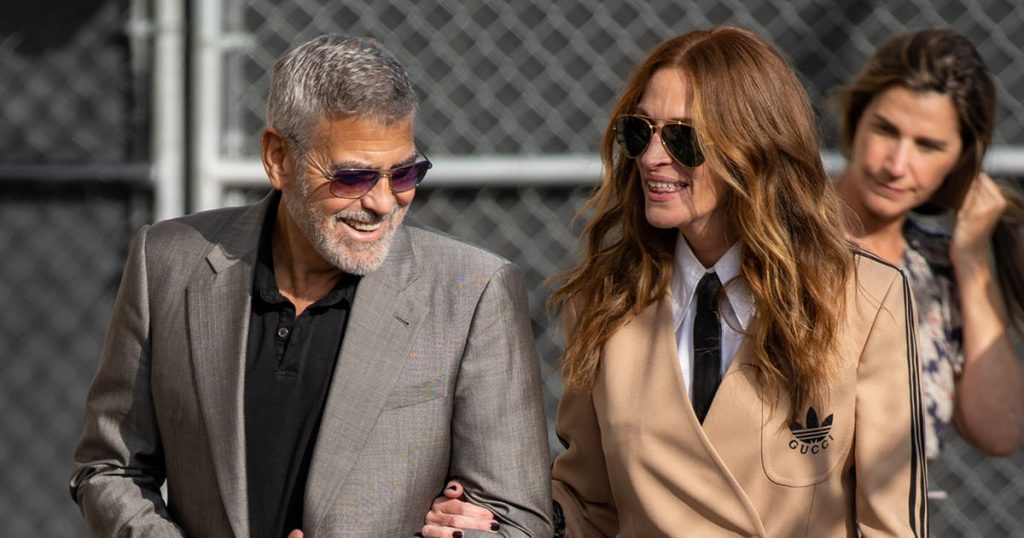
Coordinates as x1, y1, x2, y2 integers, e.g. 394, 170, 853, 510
951, 172, 1006, 268
421, 480, 499, 537
948, 172, 1024, 455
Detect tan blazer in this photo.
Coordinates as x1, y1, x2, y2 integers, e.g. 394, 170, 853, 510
552, 251, 927, 537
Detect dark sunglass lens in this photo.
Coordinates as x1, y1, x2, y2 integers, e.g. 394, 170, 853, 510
615, 116, 651, 158
390, 161, 432, 192
661, 123, 704, 167
330, 170, 380, 198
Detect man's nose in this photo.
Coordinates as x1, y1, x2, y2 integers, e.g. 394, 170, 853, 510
359, 174, 397, 215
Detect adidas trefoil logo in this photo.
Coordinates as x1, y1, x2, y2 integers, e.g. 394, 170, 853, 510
788, 407, 834, 455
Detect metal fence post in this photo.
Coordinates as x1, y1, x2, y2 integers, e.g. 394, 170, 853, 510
192, 0, 225, 212
153, 0, 186, 220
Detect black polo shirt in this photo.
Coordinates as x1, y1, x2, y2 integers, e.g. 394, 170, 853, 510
245, 195, 360, 537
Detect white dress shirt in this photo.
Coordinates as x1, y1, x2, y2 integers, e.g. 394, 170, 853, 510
670, 235, 754, 399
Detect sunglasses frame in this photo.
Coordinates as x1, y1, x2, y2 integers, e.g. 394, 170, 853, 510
613, 114, 705, 168
290, 138, 432, 199
320, 157, 432, 199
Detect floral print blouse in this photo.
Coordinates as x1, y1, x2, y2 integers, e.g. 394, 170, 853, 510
902, 218, 962, 460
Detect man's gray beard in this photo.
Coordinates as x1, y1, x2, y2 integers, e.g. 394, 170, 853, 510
281, 174, 407, 276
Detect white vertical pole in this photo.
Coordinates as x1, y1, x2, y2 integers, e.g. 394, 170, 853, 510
152, 0, 185, 220
193, 0, 225, 211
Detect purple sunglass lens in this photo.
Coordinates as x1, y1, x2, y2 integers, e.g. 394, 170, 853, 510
329, 169, 380, 197
326, 160, 432, 198
390, 161, 432, 191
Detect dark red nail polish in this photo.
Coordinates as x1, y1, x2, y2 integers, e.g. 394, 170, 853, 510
490, 521, 500, 531
453, 532, 463, 538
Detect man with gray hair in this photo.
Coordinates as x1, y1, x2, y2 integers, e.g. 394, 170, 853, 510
70, 34, 552, 537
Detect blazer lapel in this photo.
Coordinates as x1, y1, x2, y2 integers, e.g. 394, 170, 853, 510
186, 196, 269, 538
621, 295, 767, 536
306, 225, 425, 533
702, 338, 762, 437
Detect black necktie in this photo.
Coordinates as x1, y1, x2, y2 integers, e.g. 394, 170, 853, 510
692, 272, 722, 424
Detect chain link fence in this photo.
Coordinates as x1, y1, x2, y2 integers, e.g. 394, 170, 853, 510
0, 0, 153, 536
0, 181, 151, 537
3, 0, 1024, 535
221, 0, 1024, 160
0, 0, 149, 164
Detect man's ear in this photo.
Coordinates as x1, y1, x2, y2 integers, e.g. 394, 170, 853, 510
261, 127, 292, 190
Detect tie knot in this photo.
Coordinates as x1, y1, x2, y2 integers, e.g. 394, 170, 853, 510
695, 272, 721, 312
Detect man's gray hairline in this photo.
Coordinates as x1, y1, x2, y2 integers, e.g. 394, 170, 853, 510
265, 34, 418, 151
272, 108, 418, 156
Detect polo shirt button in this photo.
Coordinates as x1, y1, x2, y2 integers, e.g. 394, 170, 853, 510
277, 327, 290, 339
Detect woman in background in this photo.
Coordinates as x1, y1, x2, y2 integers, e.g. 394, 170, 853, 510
423, 26, 926, 537
833, 28, 1024, 460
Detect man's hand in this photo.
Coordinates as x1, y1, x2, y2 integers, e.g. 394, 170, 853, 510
422, 480, 499, 537
287, 530, 303, 538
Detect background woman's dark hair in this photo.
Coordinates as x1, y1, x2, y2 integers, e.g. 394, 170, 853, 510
835, 28, 1024, 330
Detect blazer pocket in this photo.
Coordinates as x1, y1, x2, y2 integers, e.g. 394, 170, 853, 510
760, 385, 854, 487
383, 375, 447, 410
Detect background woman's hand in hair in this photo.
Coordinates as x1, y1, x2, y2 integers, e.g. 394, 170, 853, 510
951, 172, 1007, 269
421, 480, 499, 537
949, 171, 1024, 455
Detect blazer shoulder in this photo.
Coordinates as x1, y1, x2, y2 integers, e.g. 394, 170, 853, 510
846, 249, 914, 331
405, 222, 512, 274
142, 203, 261, 268
852, 248, 905, 294
148, 204, 250, 242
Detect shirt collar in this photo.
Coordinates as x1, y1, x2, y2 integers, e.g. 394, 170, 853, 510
670, 234, 754, 331
253, 192, 285, 305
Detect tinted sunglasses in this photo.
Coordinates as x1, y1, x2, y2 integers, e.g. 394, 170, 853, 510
297, 153, 430, 199
321, 158, 432, 199
614, 114, 705, 168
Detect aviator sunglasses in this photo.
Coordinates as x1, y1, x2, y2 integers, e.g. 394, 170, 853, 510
614, 114, 705, 168
292, 141, 432, 199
